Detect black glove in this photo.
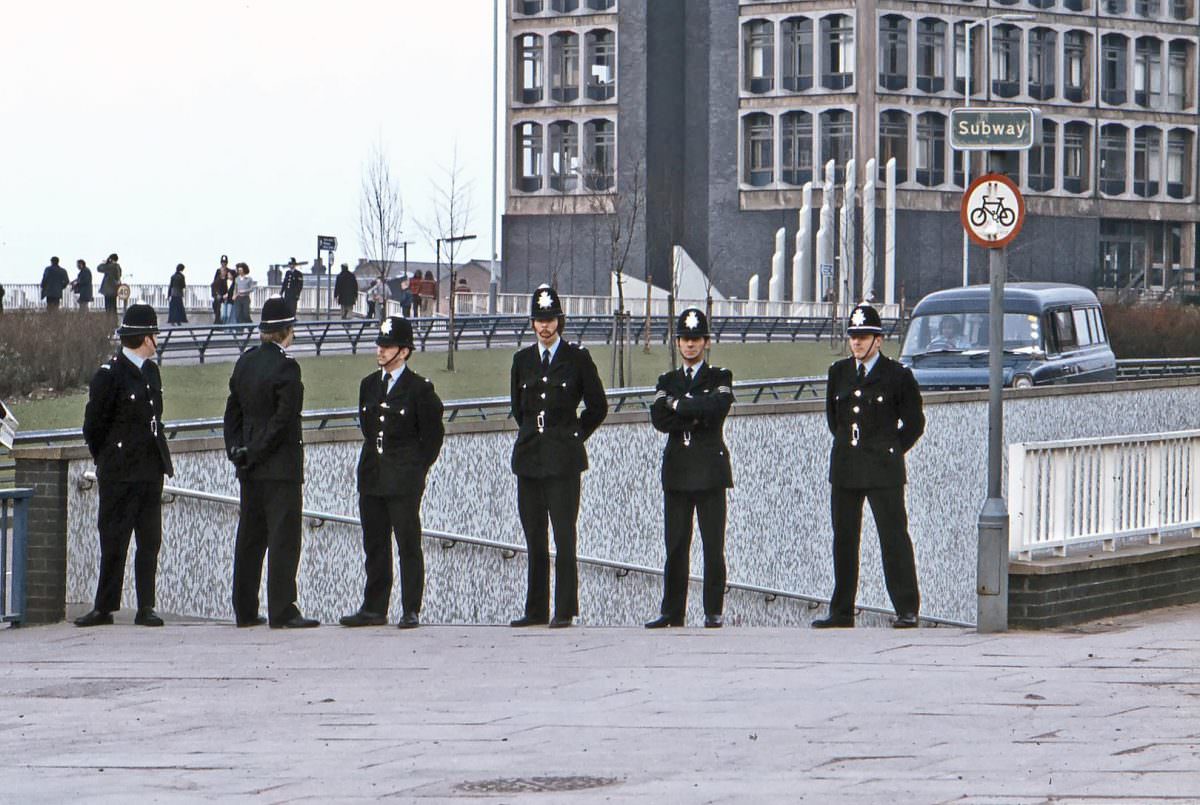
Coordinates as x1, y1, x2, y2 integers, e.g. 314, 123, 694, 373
229, 446, 249, 468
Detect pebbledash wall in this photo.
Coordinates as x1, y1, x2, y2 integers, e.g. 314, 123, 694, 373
21, 377, 1200, 628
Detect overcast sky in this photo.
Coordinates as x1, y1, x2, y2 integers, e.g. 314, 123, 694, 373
0, 0, 502, 286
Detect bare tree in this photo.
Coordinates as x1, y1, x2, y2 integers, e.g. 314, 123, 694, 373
358, 139, 404, 318
420, 147, 475, 371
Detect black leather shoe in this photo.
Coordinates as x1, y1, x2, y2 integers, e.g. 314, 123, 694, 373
510, 615, 549, 627
74, 609, 113, 627
271, 615, 320, 629
339, 610, 386, 627
236, 615, 268, 628
812, 615, 854, 629
134, 608, 164, 627
548, 615, 574, 629
645, 615, 683, 629
704, 614, 724, 628
892, 613, 919, 629
397, 611, 419, 629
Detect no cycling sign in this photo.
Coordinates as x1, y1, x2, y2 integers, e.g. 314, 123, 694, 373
961, 173, 1025, 249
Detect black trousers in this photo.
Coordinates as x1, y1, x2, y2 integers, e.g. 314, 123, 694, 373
516, 474, 580, 619
829, 485, 920, 619
103, 294, 117, 313
211, 297, 222, 323
94, 479, 163, 612
661, 488, 727, 618
359, 492, 424, 616
232, 480, 302, 625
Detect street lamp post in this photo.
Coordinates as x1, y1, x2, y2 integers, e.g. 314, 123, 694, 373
440, 233, 477, 371
961, 12, 1035, 286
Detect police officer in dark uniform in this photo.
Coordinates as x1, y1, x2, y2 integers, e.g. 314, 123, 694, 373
281, 258, 305, 317
814, 303, 925, 629
76, 304, 174, 627
646, 308, 735, 629
509, 285, 607, 628
223, 297, 318, 628
340, 316, 445, 629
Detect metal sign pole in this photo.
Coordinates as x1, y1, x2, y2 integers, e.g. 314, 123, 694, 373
976, 244, 1009, 633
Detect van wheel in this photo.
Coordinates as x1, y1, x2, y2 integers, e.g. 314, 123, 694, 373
1012, 375, 1034, 389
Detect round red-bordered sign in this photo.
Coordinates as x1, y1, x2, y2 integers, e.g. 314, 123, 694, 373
961, 173, 1025, 249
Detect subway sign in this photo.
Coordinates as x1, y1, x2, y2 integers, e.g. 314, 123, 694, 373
950, 108, 1037, 151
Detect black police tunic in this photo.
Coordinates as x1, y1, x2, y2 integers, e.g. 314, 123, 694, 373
826, 354, 924, 489
650, 364, 735, 491
356, 368, 445, 497
83, 353, 174, 482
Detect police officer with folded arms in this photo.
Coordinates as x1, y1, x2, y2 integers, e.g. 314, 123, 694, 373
77, 304, 173, 627
509, 285, 607, 628
814, 303, 925, 629
340, 316, 444, 629
223, 298, 318, 628
646, 308, 734, 629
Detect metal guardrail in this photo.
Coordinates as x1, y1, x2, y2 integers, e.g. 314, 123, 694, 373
1, 488, 32, 625
76, 471, 972, 628
1115, 357, 1200, 379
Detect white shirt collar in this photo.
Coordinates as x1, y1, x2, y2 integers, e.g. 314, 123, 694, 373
683, 360, 705, 375
540, 337, 561, 361
857, 352, 881, 376
382, 363, 406, 391
122, 347, 147, 369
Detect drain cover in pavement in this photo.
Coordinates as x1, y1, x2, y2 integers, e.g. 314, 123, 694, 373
454, 776, 617, 794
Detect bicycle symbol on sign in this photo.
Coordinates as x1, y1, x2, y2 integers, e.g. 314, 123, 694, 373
969, 195, 1016, 228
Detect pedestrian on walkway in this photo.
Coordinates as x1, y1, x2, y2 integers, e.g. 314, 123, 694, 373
398, 278, 413, 318
211, 256, 230, 324
0, 283, 5, 314
72, 259, 94, 312
76, 303, 174, 628
368, 276, 388, 322
223, 297, 318, 629
168, 264, 188, 325
508, 285, 608, 629
814, 303, 925, 630
222, 266, 237, 324
98, 254, 122, 314
645, 308, 734, 630
41, 257, 70, 311
281, 257, 304, 317
234, 263, 256, 324
335, 263, 358, 319
340, 316, 444, 629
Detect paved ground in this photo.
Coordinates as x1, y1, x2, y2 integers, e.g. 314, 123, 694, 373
2, 606, 1199, 804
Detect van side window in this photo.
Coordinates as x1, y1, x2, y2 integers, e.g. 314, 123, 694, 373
1072, 308, 1093, 346
1089, 307, 1107, 344
1052, 309, 1077, 351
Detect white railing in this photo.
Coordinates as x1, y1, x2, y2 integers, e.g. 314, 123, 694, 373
1009, 430, 1200, 559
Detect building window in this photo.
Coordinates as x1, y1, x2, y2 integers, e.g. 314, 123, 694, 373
953, 22, 981, 97
515, 122, 543, 192
1063, 121, 1092, 193
915, 112, 946, 187
991, 24, 1021, 98
781, 17, 813, 92
743, 20, 775, 94
587, 0, 615, 9
1064, 31, 1089, 102
1101, 34, 1128, 105
879, 15, 909, 91
1028, 28, 1057, 101
1029, 0, 1055, 7
743, 113, 774, 187
1171, 0, 1193, 19
1134, 126, 1162, 197
1135, 0, 1162, 15
1029, 120, 1057, 192
1100, 123, 1128, 195
1063, 0, 1086, 9
1103, 0, 1127, 11
821, 14, 854, 90
583, 119, 614, 191
516, 34, 544, 104
1134, 37, 1163, 108
820, 109, 852, 181
585, 29, 616, 101
1167, 129, 1192, 198
781, 111, 813, 185
550, 32, 580, 103
551, 0, 578, 11
549, 121, 579, 192
879, 110, 909, 183
916, 18, 946, 93
516, 0, 543, 15
1167, 41, 1189, 110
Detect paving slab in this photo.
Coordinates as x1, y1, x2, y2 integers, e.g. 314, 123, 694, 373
2, 606, 1199, 804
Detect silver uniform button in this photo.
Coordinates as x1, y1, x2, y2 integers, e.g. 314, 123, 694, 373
852, 406, 859, 413
854, 389, 862, 397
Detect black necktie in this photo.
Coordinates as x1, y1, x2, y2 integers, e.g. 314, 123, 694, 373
541, 349, 550, 373
685, 366, 694, 384
857, 363, 866, 383
381, 372, 390, 396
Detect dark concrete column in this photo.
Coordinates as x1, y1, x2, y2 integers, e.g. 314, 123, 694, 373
14, 457, 69, 624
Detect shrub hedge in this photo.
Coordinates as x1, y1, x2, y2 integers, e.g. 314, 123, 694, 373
0, 311, 115, 397
1102, 303, 1200, 358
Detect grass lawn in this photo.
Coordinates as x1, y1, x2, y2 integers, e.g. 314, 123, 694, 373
8, 340, 896, 432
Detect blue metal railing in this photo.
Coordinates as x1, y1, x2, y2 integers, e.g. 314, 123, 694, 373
1, 488, 32, 625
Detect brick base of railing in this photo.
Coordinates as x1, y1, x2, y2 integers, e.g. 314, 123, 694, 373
13, 458, 68, 624
1008, 539, 1200, 629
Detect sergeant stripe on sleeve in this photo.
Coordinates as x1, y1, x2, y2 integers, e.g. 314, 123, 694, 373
717, 385, 733, 394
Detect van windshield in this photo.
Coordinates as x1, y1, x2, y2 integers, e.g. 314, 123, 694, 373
901, 313, 1042, 357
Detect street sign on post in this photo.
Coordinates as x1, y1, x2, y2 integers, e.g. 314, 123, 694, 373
961, 173, 1025, 249
950, 108, 1036, 151
317, 235, 337, 252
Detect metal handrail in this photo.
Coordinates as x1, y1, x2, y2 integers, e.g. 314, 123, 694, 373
75, 471, 972, 628
1, 488, 33, 625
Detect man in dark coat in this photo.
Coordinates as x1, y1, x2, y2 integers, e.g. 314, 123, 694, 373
340, 316, 444, 628
814, 303, 925, 630
223, 297, 318, 628
72, 260, 94, 312
40, 257, 70, 311
509, 285, 607, 628
76, 304, 174, 627
646, 308, 735, 629
334, 263, 359, 319
211, 256, 230, 323
281, 257, 305, 317
98, 254, 122, 314
0, 283, 5, 313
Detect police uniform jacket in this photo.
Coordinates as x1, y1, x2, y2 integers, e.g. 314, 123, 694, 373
650, 364, 734, 492
356, 368, 445, 497
223, 342, 305, 482
826, 354, 924, 489
282, 269, 304, 301
83, 353, 174, 482
510, 340, 607, 478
